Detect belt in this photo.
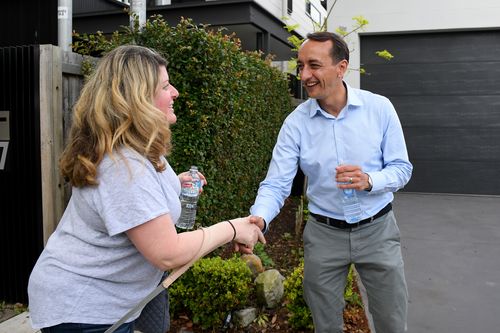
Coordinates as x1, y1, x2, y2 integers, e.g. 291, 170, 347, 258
311, 203, 392, 229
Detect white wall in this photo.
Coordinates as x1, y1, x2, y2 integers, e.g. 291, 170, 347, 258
327, 0, 500, 87
255, 0, 327, 37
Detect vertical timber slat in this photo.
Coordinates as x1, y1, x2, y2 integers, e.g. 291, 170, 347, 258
39, 45, 64, 245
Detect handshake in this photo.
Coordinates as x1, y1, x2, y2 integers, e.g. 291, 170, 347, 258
229, 215, 266, 254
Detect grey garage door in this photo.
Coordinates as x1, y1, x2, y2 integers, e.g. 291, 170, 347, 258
360, 31, 500, 195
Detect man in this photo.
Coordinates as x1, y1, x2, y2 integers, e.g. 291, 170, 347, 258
248, 32, 413, 333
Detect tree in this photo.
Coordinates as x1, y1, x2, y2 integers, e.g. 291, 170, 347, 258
283, 0, 393, 74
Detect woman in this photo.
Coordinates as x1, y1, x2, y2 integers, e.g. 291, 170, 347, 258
28, 45, 264, 333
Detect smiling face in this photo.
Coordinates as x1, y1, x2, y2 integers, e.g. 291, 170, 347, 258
154, 65, 179, 124
297, 39, 347, 103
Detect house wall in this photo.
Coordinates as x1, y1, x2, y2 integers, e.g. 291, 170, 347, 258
255, 0, 327, 37
327, 0, 500, 87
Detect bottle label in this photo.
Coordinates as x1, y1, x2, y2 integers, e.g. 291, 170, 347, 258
181, 182, 200, 197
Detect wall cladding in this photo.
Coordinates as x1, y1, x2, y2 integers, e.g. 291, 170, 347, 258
361, 30, 500, 195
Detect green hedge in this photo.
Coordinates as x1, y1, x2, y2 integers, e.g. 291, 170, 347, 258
73, 16, 293, 226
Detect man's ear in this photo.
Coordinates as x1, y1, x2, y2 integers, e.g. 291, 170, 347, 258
338, 59, 349, 75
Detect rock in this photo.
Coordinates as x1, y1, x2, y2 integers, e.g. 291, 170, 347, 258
233, 307, 258, 328
254, 269, 285, 308
240, 254, 264, 277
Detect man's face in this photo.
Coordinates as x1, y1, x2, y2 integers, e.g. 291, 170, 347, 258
297, 39, 345, 101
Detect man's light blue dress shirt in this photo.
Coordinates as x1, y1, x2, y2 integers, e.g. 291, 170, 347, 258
251, 83, 413, 225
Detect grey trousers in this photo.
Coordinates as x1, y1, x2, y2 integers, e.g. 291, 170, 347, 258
303, 210, 408, 333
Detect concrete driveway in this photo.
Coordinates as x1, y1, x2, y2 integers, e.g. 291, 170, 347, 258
393, 192, 500, 333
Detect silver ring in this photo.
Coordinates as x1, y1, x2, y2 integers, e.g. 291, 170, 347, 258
349, 177, 353, 184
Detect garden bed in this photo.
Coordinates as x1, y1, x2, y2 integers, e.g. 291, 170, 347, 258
170, 197, 371, 332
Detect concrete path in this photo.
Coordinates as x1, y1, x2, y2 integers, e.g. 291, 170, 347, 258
394, 192, 500, 333
0, 312, 38, 333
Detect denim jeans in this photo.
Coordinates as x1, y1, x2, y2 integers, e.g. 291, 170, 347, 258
41, 322, 134, 333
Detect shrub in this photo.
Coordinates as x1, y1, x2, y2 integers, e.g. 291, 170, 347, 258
168, 256, 253, 329
344, 265, 364, 307
72, 16, 293, 227
283, 262, 363, 330
283, 261, 314, 330
253, 242, 275, 268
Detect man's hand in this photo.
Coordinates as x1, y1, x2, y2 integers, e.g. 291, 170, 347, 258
249, 215, 265, 231
335, 164, 371, 191
233, 215, 266, 254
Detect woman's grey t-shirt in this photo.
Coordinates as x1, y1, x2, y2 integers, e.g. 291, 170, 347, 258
28, 149, 181, 329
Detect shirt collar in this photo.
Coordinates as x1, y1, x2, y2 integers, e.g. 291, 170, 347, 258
308, 81, 364, 118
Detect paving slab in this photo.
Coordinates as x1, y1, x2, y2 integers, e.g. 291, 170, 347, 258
393, 192, 500, 333
0, 312, 38, 333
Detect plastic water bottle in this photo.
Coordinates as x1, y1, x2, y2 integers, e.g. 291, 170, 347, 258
176, 166, 202, 230
342, 188, 363, 223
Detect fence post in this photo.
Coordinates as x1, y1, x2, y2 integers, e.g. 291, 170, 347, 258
39, 44, 64, 245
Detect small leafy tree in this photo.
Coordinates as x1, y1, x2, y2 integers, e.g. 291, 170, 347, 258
283, 0, 393, 73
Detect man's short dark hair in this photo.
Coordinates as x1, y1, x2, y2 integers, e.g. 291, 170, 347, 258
306, 32, 350, 63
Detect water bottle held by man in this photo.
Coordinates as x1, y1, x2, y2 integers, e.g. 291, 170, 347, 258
341, 187, 363, 223
177, 166, 202, 229
337, 162, 363, 223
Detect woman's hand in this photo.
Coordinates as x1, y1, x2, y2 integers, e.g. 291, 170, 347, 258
231, 216, 266, 254
178, 170, 207, 193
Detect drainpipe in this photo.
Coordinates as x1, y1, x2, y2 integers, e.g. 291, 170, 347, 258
57, 0, 72, 52
130, 0, 147, 29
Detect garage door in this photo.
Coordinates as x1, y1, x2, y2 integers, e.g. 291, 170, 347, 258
360, 31, 500, 195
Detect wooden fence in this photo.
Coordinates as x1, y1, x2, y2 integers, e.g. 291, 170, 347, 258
39, 45, 89, 243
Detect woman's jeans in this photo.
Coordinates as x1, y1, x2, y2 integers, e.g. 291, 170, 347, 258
41, 322, 134, 333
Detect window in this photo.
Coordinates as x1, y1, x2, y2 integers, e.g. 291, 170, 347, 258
306, 1, 322, 25
287, 0, 293, 14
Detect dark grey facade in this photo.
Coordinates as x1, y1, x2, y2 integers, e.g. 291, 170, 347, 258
360, 30, 500, 195
1, 0, 58, 47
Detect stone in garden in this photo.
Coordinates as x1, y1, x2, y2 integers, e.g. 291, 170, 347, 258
233, 307, 258, 328
254, 269, 285, 308
241, 254, 264, 277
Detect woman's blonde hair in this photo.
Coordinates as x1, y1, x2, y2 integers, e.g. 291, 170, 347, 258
60, 45, 172, 187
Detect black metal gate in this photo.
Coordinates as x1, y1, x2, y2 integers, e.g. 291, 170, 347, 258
0, 45, 44, 303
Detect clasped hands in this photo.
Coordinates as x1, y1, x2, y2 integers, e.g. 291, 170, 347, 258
234, 216, 266, 254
